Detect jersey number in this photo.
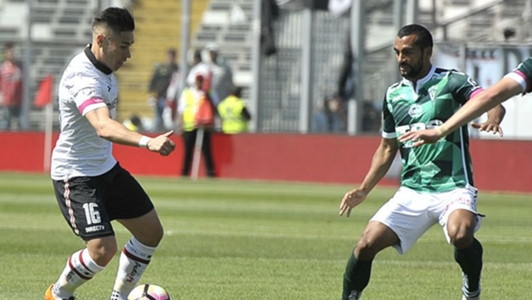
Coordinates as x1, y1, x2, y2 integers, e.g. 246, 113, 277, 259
82, 203, 101, 225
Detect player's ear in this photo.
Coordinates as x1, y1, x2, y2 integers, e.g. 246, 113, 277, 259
424, 46, 433, 59
95, 33, 105, 47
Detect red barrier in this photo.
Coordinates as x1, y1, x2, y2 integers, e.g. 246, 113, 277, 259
2, 132, 531, 193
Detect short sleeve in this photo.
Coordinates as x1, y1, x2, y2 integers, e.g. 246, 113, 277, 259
505, 57, 532, 94
450, 71, 483, 104
73, 75, 106, 116
381, 95, 396, 139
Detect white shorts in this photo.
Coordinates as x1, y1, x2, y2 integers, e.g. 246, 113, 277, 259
370, 185, 482, 254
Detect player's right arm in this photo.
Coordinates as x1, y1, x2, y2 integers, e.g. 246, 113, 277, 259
340, 94, 399, 217
339, 138, 398, 217
85, 106, 175, 156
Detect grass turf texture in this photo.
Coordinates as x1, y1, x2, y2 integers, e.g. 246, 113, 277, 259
0, 172, 531, 300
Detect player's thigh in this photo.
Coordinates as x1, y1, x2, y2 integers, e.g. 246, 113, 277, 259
104, 165, 161, 245
104, 164, 154, 220
435, 185, 481, 244
52, 177, 115, 240
370, 187, 437, 254
356, 220, 400, 257
117, 209, 163, 247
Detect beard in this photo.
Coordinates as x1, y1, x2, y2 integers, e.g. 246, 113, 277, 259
399, 61, 423, 80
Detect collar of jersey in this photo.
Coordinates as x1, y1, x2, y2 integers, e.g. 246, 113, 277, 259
401, 65, 436, 89
84, 45, 113, 75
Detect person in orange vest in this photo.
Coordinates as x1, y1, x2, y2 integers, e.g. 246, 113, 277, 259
217, 87, 251, 134
177, 74, 216, 177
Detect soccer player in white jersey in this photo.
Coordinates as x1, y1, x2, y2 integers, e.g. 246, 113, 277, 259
338, 24, 506, 300
399, 58, 532, 146
44, 7, 176, 300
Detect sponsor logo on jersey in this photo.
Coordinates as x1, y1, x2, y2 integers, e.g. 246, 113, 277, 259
408, 104, 423, 118
390, 93, 407, 102
106, 97, 118, 110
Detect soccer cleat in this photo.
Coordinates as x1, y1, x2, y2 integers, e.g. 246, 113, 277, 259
44, 285, 55, 300
44, 285, 76, 300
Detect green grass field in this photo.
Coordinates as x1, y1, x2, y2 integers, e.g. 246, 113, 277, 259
1, 172, 531, 300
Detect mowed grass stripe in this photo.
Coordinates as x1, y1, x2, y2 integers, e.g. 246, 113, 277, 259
1, 172, 531, 299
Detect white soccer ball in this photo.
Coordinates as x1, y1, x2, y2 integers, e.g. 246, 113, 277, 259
127, 284, 171, 300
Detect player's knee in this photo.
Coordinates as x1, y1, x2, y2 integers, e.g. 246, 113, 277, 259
448, 225, 474, 249
151, 224, 164, 245
137, 223, 164, 247
355, 238, 380, 260
87, 238, 118, 266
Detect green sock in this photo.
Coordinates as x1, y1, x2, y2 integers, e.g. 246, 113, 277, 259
454, 238, 483, 294
342, 250, 373, 300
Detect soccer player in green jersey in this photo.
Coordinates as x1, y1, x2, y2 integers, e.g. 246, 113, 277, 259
338, 24, 506, 300
398, 58, 531, 146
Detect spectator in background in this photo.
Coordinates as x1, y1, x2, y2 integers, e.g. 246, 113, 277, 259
0, 42, 23, 131
311, 97, 329, 133
204, 43, 234, 106
327, 94, 347, 132
217, 86, 251, 134
185, 49, 211, 93
177, 74, 216, 178
148, 48, 178, 132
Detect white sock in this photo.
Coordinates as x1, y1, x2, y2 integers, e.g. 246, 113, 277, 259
53, 249, 105, 299
111, 237, 156, 300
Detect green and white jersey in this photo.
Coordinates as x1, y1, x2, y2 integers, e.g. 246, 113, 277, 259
505, 57, 532, 94
382, 65, 483, 192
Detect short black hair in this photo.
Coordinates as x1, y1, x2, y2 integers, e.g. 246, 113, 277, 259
232, 86, 243, 97
193, 49, 202, 62
397, 24, 433, 49
92, 7, 135, 33
3, 42, 14, 51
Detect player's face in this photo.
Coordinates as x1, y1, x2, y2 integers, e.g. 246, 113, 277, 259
393, 34, 430, 81
101, 31, 134, 71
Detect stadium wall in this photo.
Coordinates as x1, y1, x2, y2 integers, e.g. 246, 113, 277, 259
2, 132, 530, 193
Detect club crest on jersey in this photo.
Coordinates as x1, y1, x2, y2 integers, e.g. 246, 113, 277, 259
408, 104, 423, 118
428, 86, 437, 102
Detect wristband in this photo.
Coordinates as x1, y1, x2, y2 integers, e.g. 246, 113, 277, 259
138, 136, 151, 148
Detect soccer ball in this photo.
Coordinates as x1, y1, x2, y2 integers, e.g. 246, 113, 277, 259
127, 284, 171, 300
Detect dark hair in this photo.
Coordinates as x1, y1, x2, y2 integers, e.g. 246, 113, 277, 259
193, 49, 202, 62
92, 7, 135, 33
232, 86, 243, 97
397, 24, 433, 49
3, 42, 14, 51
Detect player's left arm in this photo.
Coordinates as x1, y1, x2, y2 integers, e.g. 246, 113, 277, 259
452, 72, 505, 136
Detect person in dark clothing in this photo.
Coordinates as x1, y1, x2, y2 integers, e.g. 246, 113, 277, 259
148, 48, 178, 132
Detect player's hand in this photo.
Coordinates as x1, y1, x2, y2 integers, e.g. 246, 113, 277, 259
147, 130, 176, 156
471, 121, 504, 137
398, 128, 442, 147
339, 189, 367, 217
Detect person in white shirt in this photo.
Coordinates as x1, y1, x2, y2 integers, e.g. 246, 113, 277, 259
45, 7, 175, 300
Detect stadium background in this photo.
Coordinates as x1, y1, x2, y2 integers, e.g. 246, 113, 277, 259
1, 0, 532, 192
